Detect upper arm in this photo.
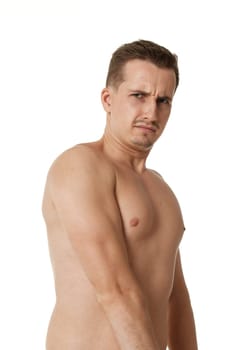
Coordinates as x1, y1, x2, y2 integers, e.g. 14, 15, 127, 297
168, 253, 198, 350
47, 148, 137, 298
169, 250, 191, 307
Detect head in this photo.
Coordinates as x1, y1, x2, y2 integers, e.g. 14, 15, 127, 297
105, 39, 179, 90
102, 40, 179, 153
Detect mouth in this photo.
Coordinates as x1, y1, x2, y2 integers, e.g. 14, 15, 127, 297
134, 125, 156, 133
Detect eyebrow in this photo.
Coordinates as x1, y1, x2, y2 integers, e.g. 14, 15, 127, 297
128, 88, 150, 94
128, 89, 173, 101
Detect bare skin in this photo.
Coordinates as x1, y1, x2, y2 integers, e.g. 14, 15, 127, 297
42, 60, 198, 350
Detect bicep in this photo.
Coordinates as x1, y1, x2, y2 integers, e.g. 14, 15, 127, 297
48, 158, 134, 297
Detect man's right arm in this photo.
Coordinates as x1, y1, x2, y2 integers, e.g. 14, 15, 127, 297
47, 147, 160, 350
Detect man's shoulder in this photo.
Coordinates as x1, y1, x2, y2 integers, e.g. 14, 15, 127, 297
51, 143, 100, 168
147, 168, 164, 181
47, 142, 114, 184
147, 168, 176, 193
148, 168, 182, 206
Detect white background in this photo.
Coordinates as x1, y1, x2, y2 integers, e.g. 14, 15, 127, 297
0, 1, 232, 349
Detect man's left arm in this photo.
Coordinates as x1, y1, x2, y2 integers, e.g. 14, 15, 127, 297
168, 250, 198, 350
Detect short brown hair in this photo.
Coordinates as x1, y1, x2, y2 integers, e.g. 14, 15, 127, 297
106, 39, 179, 89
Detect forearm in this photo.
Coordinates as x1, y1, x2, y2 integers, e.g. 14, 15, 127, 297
98, 289, 161, 350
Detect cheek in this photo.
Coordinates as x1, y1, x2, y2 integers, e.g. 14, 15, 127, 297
160, 112, 171, 129
112, 98, 135, 119
128, 98, 144, 112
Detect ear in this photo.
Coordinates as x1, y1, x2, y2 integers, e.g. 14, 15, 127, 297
101, 87, 112, 113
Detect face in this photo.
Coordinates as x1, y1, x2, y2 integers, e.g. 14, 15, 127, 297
102, 59, 177, 152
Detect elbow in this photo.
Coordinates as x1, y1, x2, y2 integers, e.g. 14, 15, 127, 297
96, 282, 144, 309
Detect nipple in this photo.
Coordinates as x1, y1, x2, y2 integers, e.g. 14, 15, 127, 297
130, 217, 139, 227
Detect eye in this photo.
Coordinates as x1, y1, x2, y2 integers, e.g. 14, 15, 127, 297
157, 97, 171, 105
132, 93, 144, 99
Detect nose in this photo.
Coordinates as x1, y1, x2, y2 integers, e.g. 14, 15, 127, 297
143, 97, 158, 122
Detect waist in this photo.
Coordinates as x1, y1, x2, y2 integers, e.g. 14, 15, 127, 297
46, 298, 168, 350
46, 302, 119, 350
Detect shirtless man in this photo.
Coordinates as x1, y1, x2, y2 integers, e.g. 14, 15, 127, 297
42, 39, 198, 350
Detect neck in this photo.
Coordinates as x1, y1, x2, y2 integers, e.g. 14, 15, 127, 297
100, 129, 151, 173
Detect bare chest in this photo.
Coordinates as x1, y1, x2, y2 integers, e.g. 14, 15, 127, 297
115, 169, 184, 242
115, 168, 184, 291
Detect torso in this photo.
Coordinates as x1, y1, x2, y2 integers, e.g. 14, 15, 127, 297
42, 142, 184, 350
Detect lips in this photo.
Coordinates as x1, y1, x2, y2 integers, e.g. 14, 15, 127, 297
134, 124, 156, 133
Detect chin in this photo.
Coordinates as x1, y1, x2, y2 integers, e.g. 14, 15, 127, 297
131, 141, 154, 151
131, 137, 156, 150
